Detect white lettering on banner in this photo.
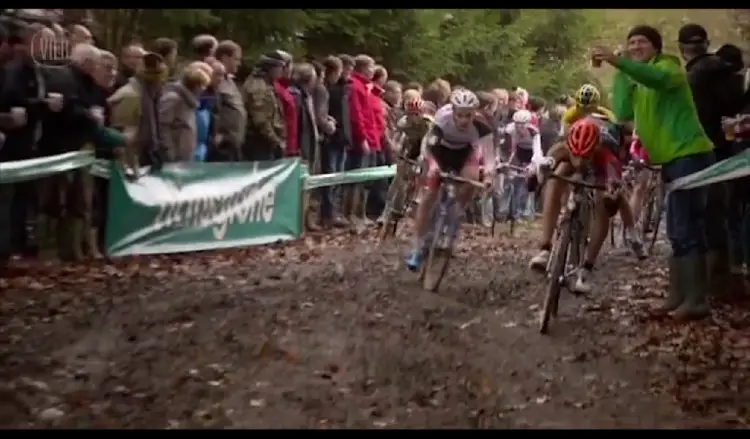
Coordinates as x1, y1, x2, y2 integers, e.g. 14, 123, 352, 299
152, 177, 276, 241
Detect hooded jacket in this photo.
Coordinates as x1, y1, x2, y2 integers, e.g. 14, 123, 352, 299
274, 77, 298, 157
684, 53, 742, 149
348, 71, 376, 153
611, 53, 713, 165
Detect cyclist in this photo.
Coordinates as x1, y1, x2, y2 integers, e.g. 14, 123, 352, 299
529, 118, 644, 295
404, 90, 492, 271
562, 84, 616, 128
501, 109, 543, 220
396, 96, 436, 161
627, 131, 654, 226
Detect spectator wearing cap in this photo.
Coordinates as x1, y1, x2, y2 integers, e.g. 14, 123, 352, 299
150, 37, 178, 79
241, 52, 286, 161
109, 51, 169, 177
598, 25, 715, 320
271, 50, 298, 158
678, 23, 746, 292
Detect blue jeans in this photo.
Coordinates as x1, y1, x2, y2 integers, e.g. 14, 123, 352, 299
320, 143, 348, 220
497, 175, 529, 220
661, 151, 715, 257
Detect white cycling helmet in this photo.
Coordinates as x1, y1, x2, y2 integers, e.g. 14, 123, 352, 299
450, 89, 479, 109
513, 109, 532, 124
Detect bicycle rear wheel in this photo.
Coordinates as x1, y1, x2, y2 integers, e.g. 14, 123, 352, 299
540, 219, 572, 334
648, 182, 665, 255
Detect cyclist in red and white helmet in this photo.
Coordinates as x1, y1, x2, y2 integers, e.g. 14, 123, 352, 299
405, 89, 493, 271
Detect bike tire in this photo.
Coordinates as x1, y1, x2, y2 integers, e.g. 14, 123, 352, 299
540, 219, 572, 334
378, 168, 410, 244
648, 182, 665, 255
423, 201, 455, 292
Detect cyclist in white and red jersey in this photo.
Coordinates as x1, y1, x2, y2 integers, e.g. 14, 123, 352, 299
405, 90, 493, 271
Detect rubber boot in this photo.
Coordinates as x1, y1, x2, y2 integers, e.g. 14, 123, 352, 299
656, 256, 684, 314
706, 249, 730, 296
302, 192, 321, 232
59, 217, 85, 262
84, 226, 103, 259
672, 253, 711, 321
359, 186, 373, 227
348, 186, 362, 231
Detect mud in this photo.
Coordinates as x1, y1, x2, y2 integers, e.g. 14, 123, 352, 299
0, 224, 736, 428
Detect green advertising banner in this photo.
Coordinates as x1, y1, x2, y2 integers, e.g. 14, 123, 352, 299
105, 158, 303, 257
669, 149, 750, 192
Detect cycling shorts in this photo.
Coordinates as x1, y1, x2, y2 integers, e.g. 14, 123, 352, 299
424, 143, 482, 189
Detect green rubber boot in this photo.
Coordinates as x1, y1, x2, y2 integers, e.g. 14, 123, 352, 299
657, 256, 685, 314
673, 253, 711, 321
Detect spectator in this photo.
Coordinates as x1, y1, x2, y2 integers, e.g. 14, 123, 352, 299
346, 54, 377, 229
69, 24, 92, 46
159, 63, 211, 162
191, 34, 218, 62
422, 79, 451, 109
0, 21, 45, 257
373, 65, 387, 87
382, 79, 403, 153
272, 50, 298, 158
404, 81, 422, 94
0, 21, 14, 271
678, 23, 745, 292
366, 77, 389, 219
210, 40, 246, 162
151, 37, 178, 78
339, 54, 354, 79
40, 43, 103, 261
241, 52, 286, 161
310, 60, 335, 142
114, 42, 145, 90
289, 62, 322, 231
320, 55, 350, 228
109, 52, 169, 173
195, 60, 223, 162
603, 25, 715, 320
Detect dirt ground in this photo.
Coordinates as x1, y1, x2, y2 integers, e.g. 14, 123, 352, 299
1, 223, 749, 428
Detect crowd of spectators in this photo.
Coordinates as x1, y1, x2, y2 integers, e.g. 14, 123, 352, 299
0, 11, 568, 271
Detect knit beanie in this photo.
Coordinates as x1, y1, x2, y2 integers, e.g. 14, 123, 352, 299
627, 25, 663, 53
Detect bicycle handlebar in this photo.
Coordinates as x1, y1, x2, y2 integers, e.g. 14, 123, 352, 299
549, 172, 605, 190
495, 163, 527, 173
438, 171, 487, 189
626, 159, 660, 172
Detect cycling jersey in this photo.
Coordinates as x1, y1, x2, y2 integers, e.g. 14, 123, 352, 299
562, 104, 616, 126
397, 114, 433, 159
431, 107, 493, 150
504, 122, 542, 165
583, 115, 624, 158
629, 133, 650, 163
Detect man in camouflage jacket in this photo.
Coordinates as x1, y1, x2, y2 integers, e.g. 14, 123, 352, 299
241, 53, 287, 161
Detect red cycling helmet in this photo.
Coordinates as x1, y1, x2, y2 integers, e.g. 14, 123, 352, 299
405, 96, 425, 116
567, 119, 600, 157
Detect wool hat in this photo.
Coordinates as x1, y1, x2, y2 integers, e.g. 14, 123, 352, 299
678, 23, 708, 45
627, 25, 663, 53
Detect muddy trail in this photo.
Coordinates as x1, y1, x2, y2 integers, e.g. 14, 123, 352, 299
1, 223, 749, 428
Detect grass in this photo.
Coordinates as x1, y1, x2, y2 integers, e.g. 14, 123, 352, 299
589, 9, 741, 88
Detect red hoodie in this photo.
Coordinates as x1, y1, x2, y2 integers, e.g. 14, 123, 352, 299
274, 78, 298, 157
368, 84, 385, 152
348, 72, 377, 154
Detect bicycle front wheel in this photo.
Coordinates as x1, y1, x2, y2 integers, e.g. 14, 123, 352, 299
540, 219, 572, 335
422, 206, 454, 292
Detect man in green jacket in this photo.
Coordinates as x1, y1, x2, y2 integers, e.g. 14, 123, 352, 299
593, 25, 715, 321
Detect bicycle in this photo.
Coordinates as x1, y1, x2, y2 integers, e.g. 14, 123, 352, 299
419, 171, 486, 292
491, 162, 528, 237
539, 171, 605, 335
609, 160, 663, 254
378, 152, 422, 244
